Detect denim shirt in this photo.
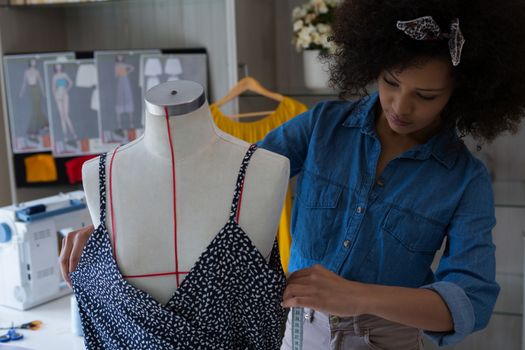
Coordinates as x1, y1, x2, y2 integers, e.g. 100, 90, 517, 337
258, 92, 500, 347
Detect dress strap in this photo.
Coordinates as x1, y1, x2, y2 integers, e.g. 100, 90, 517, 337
229, 144, 258, 223
98, 153, 108, 227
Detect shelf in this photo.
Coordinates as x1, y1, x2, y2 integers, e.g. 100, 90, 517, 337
279, 88, 340, 97
3, 0, 110, 7
276, 81, 377, 97
493, 181, 525, 208
239, 89, 339, 98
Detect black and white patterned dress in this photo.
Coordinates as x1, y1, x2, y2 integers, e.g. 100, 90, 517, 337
70, 144, 287, 349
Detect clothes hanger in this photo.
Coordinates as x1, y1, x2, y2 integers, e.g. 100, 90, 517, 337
214, 76, 284, 119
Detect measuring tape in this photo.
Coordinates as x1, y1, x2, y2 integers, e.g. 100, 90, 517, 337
291, 307, 304, 350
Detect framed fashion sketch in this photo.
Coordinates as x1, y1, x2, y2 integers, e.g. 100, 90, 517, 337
94, 50, 160, 144
139, 50, 208, 125
44, 59, 103, 157
3, 52, 74, 153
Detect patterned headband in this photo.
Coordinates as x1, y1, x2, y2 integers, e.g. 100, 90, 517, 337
396, 16, 465, 66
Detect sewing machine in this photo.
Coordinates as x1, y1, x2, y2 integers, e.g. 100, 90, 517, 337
0, 191, 92, 310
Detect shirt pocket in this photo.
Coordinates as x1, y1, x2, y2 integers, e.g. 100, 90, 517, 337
294, 171, 345, 260
382, 206, 445, 255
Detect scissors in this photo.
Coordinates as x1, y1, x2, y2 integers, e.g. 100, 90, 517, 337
0, 324, 24, 343
0, 320, 42, 331
0, 320, 42, 343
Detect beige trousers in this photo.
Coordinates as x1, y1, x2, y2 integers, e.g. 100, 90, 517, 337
280, 309, 424, 350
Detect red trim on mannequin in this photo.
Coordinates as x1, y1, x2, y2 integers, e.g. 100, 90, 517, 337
165, 107, 180, 287
109, 145, 120, 262
108, 138, 188, 281
125, 271, 187, 279
236, 177, 246, 224
107, 117, 253, 282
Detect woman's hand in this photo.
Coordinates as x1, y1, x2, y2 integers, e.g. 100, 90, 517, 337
281, 264, 368, 317
59, 224, 94, 288
282, 264, 454, 332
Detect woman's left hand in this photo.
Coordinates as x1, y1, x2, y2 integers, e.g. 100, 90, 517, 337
281, 264, 368, 317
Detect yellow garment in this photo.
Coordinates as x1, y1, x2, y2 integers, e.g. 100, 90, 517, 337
210, 97, 307, 273
24, 154, 58, 183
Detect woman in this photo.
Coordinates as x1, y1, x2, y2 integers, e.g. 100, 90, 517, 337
61, 0, 525, 348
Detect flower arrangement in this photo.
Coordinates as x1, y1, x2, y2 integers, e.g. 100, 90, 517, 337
292, 0, 339, 54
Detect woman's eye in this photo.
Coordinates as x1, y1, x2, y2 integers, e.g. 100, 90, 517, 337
383, 76, 438, 101
418, 94, 437, 101
383, 77, 398, 87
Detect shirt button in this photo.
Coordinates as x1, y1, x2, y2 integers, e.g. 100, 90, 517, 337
304, 310, 314, 321
343, 240, 351, 248
377, 179, 384, 187
356, 206, 363, 214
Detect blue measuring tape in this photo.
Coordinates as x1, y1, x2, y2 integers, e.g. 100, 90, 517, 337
291, 307, 304, 350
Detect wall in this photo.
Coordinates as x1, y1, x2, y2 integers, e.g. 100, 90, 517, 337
0, 7, 67, 205
469, 126, 525, 181
0, 0, 236, 204
0, 77, 11, 206
63, 0, 233, 103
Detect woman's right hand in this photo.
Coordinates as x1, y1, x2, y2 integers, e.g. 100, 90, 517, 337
59, 224, 94, 288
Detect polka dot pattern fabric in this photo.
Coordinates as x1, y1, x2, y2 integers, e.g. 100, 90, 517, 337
70, 144, 287, 349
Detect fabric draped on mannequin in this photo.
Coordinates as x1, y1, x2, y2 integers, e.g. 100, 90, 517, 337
71, 146, 287, 349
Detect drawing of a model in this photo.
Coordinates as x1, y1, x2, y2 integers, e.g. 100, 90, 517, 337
52, 63, 77, 141
114, 55, 135, 131
19, 59, 48, 142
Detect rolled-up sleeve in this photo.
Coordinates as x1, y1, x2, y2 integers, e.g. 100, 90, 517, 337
421, 164, 500, 346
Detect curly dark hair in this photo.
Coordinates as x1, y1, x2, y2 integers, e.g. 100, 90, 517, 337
329, 0, 525, 141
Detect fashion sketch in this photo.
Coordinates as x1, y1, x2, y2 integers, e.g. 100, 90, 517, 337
114, 55, 135, 130
52, 63, 77, 142
19, 59, 48, 142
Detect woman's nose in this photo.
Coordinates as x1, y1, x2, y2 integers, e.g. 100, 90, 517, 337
392, 95, 413, 117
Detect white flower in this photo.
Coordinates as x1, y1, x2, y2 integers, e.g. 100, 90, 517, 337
295, 25, 315, 51
312, 32, 322, 45
292, 0, 338, 52
319, 33, 329, 47
316, 23, 331, 34
292, 6, 301, 20
304, 12, 316, 24
292, 6, 308, 21
311, 0, 328, 14
293, 20, 304, 32
301, 40, 311, 50
327, 40, 338, 54
298, 26, 314, 41
296, 35, 311, 51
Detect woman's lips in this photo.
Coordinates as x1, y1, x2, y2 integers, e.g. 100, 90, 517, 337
387, 112, 412, 127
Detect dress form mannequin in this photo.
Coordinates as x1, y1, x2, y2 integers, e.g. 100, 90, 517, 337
82, 81, 289, 304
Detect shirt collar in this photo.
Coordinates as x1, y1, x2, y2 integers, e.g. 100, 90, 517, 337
342, 91, 379, 133
341, 91, 460, 169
